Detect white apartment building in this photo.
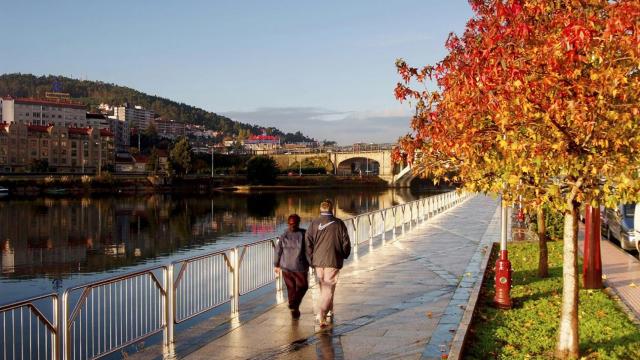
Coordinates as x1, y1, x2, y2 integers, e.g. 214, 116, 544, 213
113, 104, 155, 131
0, 96, 87, 127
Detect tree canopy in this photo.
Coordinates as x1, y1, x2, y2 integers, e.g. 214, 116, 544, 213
394, 0, 640, 358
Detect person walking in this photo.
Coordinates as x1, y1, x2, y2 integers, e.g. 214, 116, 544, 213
274, 214, 309, 319
305, 199, 351, 327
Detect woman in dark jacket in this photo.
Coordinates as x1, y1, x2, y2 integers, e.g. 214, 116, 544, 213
274, 214, 309, 318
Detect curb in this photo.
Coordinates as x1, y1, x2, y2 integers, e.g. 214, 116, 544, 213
448, 205, 501, 359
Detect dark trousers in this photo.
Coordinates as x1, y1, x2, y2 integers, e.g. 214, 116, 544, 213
282, 270, 309, 310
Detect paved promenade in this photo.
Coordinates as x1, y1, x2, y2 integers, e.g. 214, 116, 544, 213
185, 195, 500, 360
579, 232, 640, 321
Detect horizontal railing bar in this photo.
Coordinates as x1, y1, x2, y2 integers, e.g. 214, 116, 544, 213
65, 265, 168, 293
0, 293, 57, 310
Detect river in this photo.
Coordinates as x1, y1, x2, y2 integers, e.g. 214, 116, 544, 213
0, 188, 433, 304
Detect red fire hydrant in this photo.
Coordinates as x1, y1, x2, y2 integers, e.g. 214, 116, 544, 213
493, 249, 512, 309
493, 203, 512, 309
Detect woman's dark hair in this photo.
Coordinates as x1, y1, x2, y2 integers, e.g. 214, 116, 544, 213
288, 214, 301, 224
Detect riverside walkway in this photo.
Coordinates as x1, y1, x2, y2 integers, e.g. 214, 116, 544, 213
184, 195, 501, 360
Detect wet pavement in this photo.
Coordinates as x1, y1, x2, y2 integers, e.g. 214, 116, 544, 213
184, 195, 500, 360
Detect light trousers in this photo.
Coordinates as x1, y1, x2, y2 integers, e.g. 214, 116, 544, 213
315, 267, 340, 319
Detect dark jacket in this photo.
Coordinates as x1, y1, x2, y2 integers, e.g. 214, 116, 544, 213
305, 212, 351, 269
274, 228, 309, 272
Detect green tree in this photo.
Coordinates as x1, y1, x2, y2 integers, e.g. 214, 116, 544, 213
146, 147, 160, 174
246, 155, 279, 185
170, 137, 193, 175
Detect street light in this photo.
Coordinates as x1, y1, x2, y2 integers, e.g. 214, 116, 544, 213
211, 146, 219, 178
96, 141, 102, 176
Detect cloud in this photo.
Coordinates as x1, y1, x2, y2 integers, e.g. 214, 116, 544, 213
222, 107, 413, 145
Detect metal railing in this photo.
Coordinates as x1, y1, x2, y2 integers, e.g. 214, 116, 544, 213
0, 293, 59, 360
61, 266, 169, 360
0, 190, 470, 360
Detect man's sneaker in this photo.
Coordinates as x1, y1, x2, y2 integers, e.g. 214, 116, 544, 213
316, 315, 328, 327
326, 310, 334, 322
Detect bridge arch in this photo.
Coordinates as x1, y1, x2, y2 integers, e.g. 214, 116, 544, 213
336, 157, 381, 176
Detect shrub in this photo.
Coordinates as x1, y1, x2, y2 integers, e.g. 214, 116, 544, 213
246, 156, 279, 185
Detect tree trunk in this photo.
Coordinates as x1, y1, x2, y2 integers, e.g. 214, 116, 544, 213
556, 201, 579, 359
537, 207, 549, 278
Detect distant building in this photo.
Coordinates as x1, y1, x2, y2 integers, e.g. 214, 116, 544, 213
104, 115, 130, 152
0, 96, 87, 127
86, 112, 110, 130
114, 150, 168, 173
113, 104, 155, 131
0, 123, 114, 173
242, 134, 281, 154
152, 118, 186, 139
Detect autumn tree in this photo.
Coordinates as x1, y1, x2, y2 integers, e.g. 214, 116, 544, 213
170, 137, 193, 175
394, 0, 640, 358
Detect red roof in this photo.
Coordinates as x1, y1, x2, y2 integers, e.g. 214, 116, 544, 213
5, 96, 86, 110
133, 155, 149, 163
27, 125, 53, 133
248, 135, 279, 141
68, 127, 91, 135
99, 129, 114, 137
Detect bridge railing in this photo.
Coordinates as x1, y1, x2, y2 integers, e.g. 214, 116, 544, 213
0, 190, 471, 360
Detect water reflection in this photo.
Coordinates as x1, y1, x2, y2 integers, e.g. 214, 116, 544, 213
0, 188, 423, 301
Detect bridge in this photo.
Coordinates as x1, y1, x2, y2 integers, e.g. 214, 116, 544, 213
270, 146, 417, 186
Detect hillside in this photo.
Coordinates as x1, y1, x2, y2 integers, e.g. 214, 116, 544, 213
0, 73, 314, 143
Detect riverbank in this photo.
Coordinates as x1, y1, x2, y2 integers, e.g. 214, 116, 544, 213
0, 173, 394, 197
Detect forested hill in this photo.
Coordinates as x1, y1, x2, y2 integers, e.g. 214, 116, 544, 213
0, 73, 315, 143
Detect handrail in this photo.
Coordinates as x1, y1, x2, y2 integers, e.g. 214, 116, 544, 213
0, 293, 59, 360
1, 190, 470, 360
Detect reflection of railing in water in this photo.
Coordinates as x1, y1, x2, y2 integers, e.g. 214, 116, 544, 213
0, 190, 470, 360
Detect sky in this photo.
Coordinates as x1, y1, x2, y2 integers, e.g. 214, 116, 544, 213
1, 0, 474, 145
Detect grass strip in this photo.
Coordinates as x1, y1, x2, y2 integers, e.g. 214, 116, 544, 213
464, 241, 640, 359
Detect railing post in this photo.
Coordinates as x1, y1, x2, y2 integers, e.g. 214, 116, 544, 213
52, 295, 59, 360
409, 205, 413, 231
60, 291, 68, 360
353, 218, 359, 255
392, 207, 397, 240
230, 247, 240, 316
368, 213, 374, 246
401, 205, 406, 235
163, 265, 175, 358
381, 211, 386, 244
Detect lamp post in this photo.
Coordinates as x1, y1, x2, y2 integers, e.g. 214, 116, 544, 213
211, 146, 219, 178
82, 141, 88, 174
97, 141, 102, 176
